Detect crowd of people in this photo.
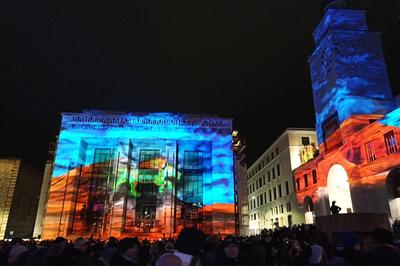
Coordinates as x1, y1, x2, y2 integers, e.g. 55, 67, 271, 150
1, 224, 400, 266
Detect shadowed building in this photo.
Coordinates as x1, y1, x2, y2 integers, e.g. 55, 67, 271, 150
0, 158, 42, 239
33, 143, 56, 239
232, 131, 249, 235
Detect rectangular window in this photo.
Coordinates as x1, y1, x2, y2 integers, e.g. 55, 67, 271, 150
302, 137, 310, 146
275, 206, 278, 215
271, 152, 274, 160
324, 113, 340, 139
296, 178, 300, 191
285, 181, 289, 195
250, 200, 252, 209
304, 174, 309, 187
287, 202, 291, 212
280, 205, 284, 214
259, 178, 262, 188
288, 215, 293, 227
256, 181, 259, 189
137, 149, 166, 227
269, 190, 272, 202
252, 183, 255, 192
312, 170, 318, 184
277, 164, 280, 176
385, 131, 398, 155
365, 141, 376, 162
273, 187, 277, 200
276, 147, 279, 155
257, 196, 259, 207
272, 168, 276, 179
268, 171, 271, 182
278, 185, 282, 198
264, 192, 267, 203
263, 175, 266, 185
323, 112, 342, 150
260, 195, 264, 205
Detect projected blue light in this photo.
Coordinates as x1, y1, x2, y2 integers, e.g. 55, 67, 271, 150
309, 8, 395, 143
380, 107, 400, 127
53, 111, 234, 205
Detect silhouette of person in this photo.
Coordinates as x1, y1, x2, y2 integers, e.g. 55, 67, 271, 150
330, 201, 341, 215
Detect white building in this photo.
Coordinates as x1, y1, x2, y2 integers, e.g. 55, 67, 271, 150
247, 128, 318, 234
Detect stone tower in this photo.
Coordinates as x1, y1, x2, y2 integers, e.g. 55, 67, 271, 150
308, 2, 395, 149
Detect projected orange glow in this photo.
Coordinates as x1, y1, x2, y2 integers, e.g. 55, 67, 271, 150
294, 113, 400, 216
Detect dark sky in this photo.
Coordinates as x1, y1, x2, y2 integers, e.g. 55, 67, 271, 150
2, 0, 400, 170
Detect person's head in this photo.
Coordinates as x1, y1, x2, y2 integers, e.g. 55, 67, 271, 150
175, 228, 205, 256
156, 254, 182, 266
106, 236, 118, 248
53, 236, 68, 252
332, 201, 336, 206
289, 240, 303, 257
223, 236, 239, 259
118, 237, 140, 260
54, 237, 67, 245
164, 241, 175, 252
74, 238, 88, 253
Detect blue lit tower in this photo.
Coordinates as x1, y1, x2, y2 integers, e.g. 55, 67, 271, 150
309, 0, 395, 147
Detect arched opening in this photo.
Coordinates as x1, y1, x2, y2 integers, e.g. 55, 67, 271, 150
327, 164, 353, 213
387, 169, 400, 220
387, 169, 400, 198
304, 196, 315, 224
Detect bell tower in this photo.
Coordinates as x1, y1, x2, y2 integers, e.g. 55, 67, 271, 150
309, 1, 395, 147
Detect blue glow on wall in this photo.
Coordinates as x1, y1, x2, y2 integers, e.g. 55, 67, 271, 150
53, 111, 234, 206
309, 8, 395, 143
380, 107, 400, 127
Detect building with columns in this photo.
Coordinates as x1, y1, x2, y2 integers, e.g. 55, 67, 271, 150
42, 111, 236, 240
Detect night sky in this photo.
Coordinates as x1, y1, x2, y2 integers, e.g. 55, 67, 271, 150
2, 0, 400, 170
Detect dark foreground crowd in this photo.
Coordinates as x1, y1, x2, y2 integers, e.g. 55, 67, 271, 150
1, 224, 400, 266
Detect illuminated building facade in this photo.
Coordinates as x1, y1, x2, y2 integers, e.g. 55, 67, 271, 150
294, 5, 400, 225
42, 111, 235, 240
0, 158, 42, 239
247, 129, 318, 234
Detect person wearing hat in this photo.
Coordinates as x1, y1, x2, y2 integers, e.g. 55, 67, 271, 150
207, 235, 243, 266
174, 228, 205, 266
110, 237, 144, 266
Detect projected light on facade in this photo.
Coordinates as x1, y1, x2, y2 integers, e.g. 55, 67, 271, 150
294, 7, 400, 223
42, 111, 235, 239
309, 9, 395, 147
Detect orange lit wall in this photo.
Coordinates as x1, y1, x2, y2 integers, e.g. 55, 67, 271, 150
294, 113, 400, 217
